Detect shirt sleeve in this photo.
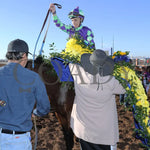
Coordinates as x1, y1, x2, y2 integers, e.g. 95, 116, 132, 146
34, 74, 50, 117
53, 15, 72, 34
84, 28, 95, 49
112, 78, 126, 95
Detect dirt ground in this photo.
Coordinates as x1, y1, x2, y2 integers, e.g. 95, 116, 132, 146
31, 94, 150, 150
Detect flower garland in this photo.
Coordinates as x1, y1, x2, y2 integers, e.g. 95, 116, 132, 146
112, 51, 150, 148
50, 34, 94, 63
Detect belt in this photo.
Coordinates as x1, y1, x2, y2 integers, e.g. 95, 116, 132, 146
1, 129, 27, 134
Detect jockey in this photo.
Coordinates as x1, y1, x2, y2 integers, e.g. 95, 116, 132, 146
49, 3, 95, 50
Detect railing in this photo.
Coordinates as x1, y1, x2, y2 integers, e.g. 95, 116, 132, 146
132, 58, 150, 66
0, 60, 7, 67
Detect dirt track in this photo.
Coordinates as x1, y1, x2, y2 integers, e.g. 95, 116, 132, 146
31, 95, 149, 150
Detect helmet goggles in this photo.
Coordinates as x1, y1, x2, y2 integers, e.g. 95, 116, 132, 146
68, 7, 84, 19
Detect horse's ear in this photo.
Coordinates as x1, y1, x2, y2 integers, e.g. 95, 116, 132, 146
35, 55, 44, 64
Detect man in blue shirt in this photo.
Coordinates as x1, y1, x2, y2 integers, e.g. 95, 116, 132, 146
0, 39, 50, 150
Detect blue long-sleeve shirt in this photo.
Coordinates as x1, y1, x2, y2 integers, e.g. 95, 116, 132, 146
0, 62, 50, 131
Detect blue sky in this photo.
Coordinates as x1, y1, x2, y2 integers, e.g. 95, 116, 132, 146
0, 0, 150, 59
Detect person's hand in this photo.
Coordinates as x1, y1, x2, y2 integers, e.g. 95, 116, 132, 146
49, 3, 56, 15
32, 113, 36, 118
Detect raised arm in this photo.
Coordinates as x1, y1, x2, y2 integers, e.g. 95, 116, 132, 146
49, 3, 72, 34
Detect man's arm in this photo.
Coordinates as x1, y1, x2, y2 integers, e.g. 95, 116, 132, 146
33, 75, 50, 117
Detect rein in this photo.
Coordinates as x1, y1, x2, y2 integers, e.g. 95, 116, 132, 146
33, 116, 38, 150
32, 3, 62, 68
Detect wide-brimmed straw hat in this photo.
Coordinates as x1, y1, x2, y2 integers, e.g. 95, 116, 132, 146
80, 49, 114, 76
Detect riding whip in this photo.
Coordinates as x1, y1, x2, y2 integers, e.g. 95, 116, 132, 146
32, 3, 62, 68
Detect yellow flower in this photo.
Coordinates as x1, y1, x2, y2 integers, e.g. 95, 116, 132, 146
136, 100, 149, 109
61, 38, 93, 61
113, 52, 117, 55
112, 56, 115, 59
112, 51, 128, 59
120, 52, 127, 55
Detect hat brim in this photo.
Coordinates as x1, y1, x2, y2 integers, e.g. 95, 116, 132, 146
7, 50, 32, 55
28, 52, 32, 55
100, 57, 114, 76
81, 53, 114, 76
80, 53, 98, 75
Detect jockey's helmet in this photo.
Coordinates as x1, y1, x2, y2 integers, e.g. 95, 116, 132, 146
68, 7, 84, 21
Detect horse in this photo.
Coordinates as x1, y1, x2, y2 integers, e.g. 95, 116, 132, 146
26, 56, 75, 150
